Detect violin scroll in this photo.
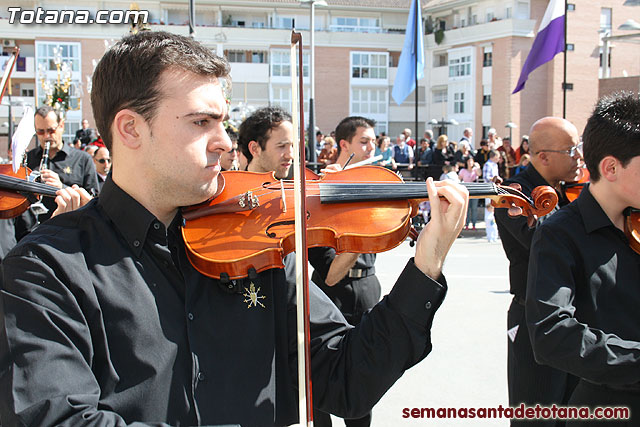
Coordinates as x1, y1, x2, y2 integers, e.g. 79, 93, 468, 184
491, 185, 558, 218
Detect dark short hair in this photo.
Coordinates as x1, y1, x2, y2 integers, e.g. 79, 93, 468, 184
583, 92, 640, 182
226, 127, 238, 143
237, 106, 291, 164
334, 116, 376, 156
91, 31, 230, 152
34, 105, 62, 122
480, 139, 488, 147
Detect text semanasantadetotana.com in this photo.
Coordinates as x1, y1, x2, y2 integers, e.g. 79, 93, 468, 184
402, 404, 630, 420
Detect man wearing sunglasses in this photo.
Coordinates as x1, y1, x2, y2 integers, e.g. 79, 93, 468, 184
495, 117, 583, 424
23, 106, 99, 223
92, 146, 111, 191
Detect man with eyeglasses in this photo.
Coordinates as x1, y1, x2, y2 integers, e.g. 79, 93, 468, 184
24, 105, 99, 223
92, 146, 111, 191
495, 117, 583, 425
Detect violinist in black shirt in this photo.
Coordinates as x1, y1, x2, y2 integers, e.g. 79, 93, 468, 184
0, 31, 468, 426
527, 92, 640, 425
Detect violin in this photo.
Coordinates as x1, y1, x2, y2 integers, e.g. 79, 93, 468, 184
563, 167, 590, 202
181, 166, 558, 280
624, 207, 640, 255
0, 164, 59, 219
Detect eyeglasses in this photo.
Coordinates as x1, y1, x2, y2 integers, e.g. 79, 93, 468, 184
536, 142, 583, 157
35, 123, 62, 135
96, 158, 111, 164
228, 147, 238, 153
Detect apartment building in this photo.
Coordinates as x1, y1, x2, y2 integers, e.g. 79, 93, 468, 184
1, 0, 638, 154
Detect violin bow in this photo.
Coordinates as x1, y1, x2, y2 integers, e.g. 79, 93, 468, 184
0, 46, 19, 105
290, 30, 314, 426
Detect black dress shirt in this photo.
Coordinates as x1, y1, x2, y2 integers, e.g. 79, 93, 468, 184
25, 143, 99, 221
308, 250, 380, 325
75, 127, 95, 145
1, 176, 447, 426
526, 186, 640, 387
495, 164, 569, 298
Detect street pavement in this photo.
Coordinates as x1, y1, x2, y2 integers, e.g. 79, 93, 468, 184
325, 225, 513, 426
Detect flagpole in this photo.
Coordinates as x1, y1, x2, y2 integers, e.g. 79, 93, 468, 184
414, 0, 419, 144
562, 0, 567, 118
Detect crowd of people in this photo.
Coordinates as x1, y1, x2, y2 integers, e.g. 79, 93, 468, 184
0, 30, 638, 427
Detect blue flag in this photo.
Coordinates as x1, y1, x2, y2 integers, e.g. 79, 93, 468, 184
392, 0, 425, 105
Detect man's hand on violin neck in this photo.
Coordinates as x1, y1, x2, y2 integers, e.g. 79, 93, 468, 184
414, 178, 469, 279
52, 185, 94, 218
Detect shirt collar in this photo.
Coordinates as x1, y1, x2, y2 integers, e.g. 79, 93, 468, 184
576, 184, 614, 233
98, 176, 159, 257
522, 164, 550, 187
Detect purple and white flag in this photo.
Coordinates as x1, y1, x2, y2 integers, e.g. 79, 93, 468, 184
513, 0, 565, 94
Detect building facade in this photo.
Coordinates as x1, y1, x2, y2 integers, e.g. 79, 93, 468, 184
1, 0, 638, 156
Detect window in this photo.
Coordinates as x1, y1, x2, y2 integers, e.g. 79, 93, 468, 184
351, 88, 387, 115
331, 17, 381, 33
483, 51, 492, 67
567, 4, 575, 11
471, 15, 477, 25
271, 50, 308, 77
516, 1, 530, 19
600, 8, 612, 31
36, 41, 81, 110
227, 51, 246, 63
486, 10, 495, 22
449, 55, 471, 77
505, 7, 512, 19
454, 92, 465, 113
482, 94, 491, 106
20, 83, 34, 97
434, 52, 448, 67
252, 52, 265, 64
566, 43, 575, 51
432, 88, 447, 103
278, 16, 295, 29
352, 52, 388, 79
271, 86, 309, 114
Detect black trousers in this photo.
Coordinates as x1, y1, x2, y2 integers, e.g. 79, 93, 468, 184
508, 299, 578, 426
566, 380, 639, 426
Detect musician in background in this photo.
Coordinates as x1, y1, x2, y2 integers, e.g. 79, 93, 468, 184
309, 116, 379, 427
495, 117, 582, 425
527, 93, 640, 425
237, 106, 293, 180
24, 105, 99, 222
220, 127, 240, 171
92, 146, 111, 191
1, 32, 467, 425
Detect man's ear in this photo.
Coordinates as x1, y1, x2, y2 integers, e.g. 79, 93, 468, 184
248, 140, 261, 158
112, 109, 147, 150
339, 139, 349, 153
600, 156, 620, 182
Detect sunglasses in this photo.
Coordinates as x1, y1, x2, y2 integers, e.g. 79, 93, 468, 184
96, 158, 111, 164
35, 124, 62, 135
536, 142, 583, 158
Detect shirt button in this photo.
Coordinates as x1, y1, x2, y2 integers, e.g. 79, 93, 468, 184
197, 372, 205, 381
133, 240, 141, 247
153, 222, 160, 230
425, 301, 432, 310
188, 313, 194, 321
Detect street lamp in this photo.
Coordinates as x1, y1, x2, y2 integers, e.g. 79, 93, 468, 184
505, 122, 517, 143
619, 19, 640, 31
601, 20, 640, 78
429, 117, 458, 137
300, 0, 327, 164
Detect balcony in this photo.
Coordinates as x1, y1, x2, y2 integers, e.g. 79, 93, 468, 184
426, 18, 536, 48
1, 55, 35, 79
0, 96, 36, 118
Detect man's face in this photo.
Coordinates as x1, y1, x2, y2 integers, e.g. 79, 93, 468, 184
343, 126, 376, 164
34, 112, 64, 151
617, 156, 640, 209
138, 69, 231, 207
316, 133, 324, 143
251, 121, 294, 179
93, 147, 111, 175
82, 120, 89, 129
220, 141, 238, 171
546, 130, 582, 183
